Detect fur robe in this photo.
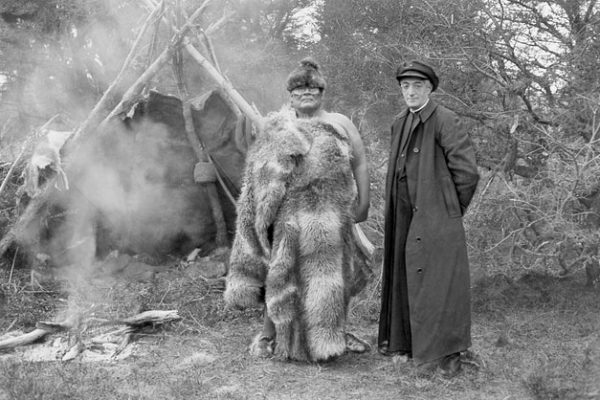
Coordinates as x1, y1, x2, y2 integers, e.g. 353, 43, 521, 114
224, 109, 359, 362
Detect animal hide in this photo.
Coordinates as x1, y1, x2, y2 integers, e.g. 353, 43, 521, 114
224, 108, 359, 362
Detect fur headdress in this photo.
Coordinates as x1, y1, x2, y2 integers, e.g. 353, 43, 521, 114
286, 58, 327, 92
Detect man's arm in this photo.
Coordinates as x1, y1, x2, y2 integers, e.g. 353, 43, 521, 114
349, 134, 370, 223
326, 113, 370, 223
437, 112, 479, 213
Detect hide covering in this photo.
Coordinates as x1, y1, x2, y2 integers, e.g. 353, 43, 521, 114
224, 109, 359, 362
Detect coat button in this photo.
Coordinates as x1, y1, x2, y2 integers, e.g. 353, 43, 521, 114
413, 147, 420, 153
400, 153, 405, 157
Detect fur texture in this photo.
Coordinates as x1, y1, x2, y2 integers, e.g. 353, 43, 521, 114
225, 108, 357, 362
286, 58, 327, 92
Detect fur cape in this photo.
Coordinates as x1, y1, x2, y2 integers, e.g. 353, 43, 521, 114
224, 109, 360, 362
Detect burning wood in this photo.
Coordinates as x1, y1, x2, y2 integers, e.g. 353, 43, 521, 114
0, 309, 181, 361
61, 341, 85, 362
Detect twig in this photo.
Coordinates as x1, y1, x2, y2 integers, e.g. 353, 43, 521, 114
205, 10, 234, 36
20, 290, 60, 294
62, 340, 85, 361
2, 319, 17, 336
8, 246, 18, 284
0, 145, 26, 200
366, 267, 382, 306
112, 331, 133, 358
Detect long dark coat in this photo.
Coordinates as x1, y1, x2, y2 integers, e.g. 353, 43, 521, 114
380, 100, 479, 363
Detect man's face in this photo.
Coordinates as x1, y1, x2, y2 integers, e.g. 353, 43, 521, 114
290, 86, 323, 115
399, 78, 431, 110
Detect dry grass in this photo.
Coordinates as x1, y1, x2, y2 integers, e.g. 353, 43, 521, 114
1, 252, 599, 400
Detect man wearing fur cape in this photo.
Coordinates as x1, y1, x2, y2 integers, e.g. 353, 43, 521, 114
224, 59, 371, 362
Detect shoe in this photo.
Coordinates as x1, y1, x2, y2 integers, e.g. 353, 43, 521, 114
378, 348, 411, 357
249, 334, 275, 357
378, 341, 410, 357
345, 332, 371, 353
439, 352, 462, 378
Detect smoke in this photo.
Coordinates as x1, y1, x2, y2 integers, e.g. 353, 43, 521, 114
6, 0, 322, 275
53, 116, 209, 265
2, 2, 188, 267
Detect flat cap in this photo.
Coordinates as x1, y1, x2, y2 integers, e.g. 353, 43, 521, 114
396, 60, 439, 91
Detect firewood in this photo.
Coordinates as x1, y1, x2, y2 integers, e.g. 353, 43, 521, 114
116, 309, 181, 326
61, 341, 85, 362
0, 328, 50, 351
113, 332, 134, 358
91, 327, 134, 344
0, 309, 179, 353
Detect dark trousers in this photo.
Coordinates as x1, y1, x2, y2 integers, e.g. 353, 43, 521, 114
378, 175, 413, 355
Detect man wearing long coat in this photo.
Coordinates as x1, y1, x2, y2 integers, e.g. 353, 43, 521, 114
378, 60, 479, 376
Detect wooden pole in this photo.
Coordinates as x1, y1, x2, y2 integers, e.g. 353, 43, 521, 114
181, 102, 228, 247
98, 1, 212, 129
183, 39, 264, 130
171, 1, 228, 247
69, 1, 166, 146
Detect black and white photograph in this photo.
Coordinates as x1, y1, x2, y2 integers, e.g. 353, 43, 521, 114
0, 1, 599, 399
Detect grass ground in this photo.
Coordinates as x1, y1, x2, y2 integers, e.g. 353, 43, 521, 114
0, 250, 599, 400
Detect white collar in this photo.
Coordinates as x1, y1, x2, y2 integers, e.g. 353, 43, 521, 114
409, 99, 429, 114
